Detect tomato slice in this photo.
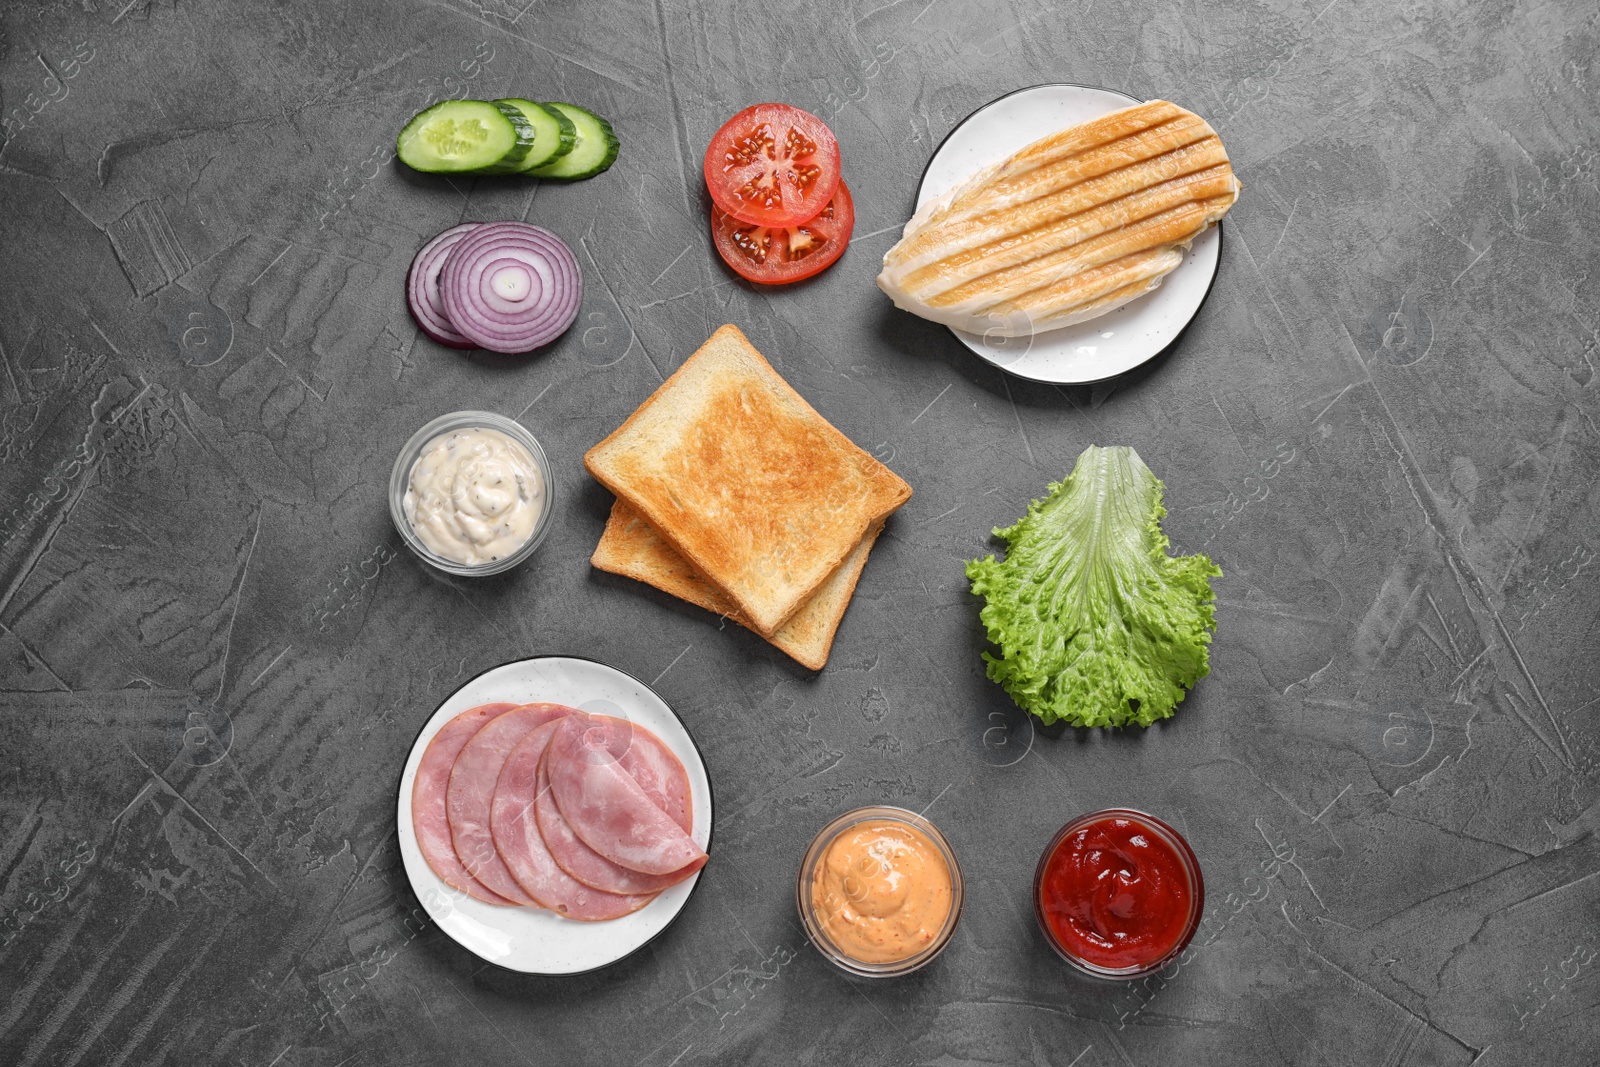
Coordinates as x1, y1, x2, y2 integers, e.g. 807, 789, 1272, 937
711, 180, 855, 285
704, 103, 842, 228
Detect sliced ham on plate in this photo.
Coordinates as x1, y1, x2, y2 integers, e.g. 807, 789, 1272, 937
546, 714, 709, 876
411, 702, 521, 905
534, 751, 698, 896
447, 703, 572, 907
587, 715, 694, 834
490, 719, 655, 920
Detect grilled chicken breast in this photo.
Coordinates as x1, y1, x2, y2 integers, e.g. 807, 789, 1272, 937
878, 100, 1240, 337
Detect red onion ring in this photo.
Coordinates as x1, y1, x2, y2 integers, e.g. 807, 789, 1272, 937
439, 222, 582, 354
406, 223, 481, 349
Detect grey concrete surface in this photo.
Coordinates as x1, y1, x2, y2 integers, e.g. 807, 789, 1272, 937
1, 0, 1597, 1064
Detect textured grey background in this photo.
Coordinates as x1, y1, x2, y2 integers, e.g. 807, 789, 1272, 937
0, 0, 1596, 1064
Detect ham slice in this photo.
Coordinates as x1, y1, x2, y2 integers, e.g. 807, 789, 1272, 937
589, 715, 694, 833
490, 720, 655, 920
546, 714, 709, 876
411, 702, 520, 904
534, 751, 701, 895
446, 703, 571, 907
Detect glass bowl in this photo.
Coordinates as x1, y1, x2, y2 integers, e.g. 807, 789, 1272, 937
796, 805, 964, 978
388, 410, 555, 576
1033, 807, 1204, 979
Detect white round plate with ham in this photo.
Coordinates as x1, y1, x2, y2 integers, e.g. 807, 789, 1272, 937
396, 655, 713, 974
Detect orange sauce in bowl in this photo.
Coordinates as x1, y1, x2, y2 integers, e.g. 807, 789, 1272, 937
809, 819, 954, 965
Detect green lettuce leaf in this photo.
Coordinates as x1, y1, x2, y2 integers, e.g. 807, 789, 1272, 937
965, 445, 1220, 728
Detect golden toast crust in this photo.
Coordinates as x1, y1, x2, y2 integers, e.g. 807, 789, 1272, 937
584, 325, 911, 637
591, 499, 882, 670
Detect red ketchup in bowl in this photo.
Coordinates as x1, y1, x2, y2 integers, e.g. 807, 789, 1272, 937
1034, 809, 1203, 977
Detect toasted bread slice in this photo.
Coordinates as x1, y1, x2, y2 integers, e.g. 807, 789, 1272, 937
593, 499, 882, 670
584, 324, 911, 636
877, 100, 1240, 335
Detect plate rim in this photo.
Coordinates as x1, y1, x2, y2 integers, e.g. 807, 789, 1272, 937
914, 82, 1226, 386
394, 652, 716, 976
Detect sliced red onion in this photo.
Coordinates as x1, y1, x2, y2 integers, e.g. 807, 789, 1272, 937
439, 222, 582, 354
407, 223, 480, 349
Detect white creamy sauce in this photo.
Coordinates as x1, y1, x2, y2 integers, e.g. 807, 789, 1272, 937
403, 427, 544, 565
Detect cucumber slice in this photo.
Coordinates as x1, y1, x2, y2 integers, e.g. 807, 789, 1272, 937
495, 99, 577, 173
479, 102, 540, 173
397, 100, 534, 174
526, 102, 619, 180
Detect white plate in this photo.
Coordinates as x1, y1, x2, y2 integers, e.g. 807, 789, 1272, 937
916, 84, 1224, 384
396, 655, 713, 974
